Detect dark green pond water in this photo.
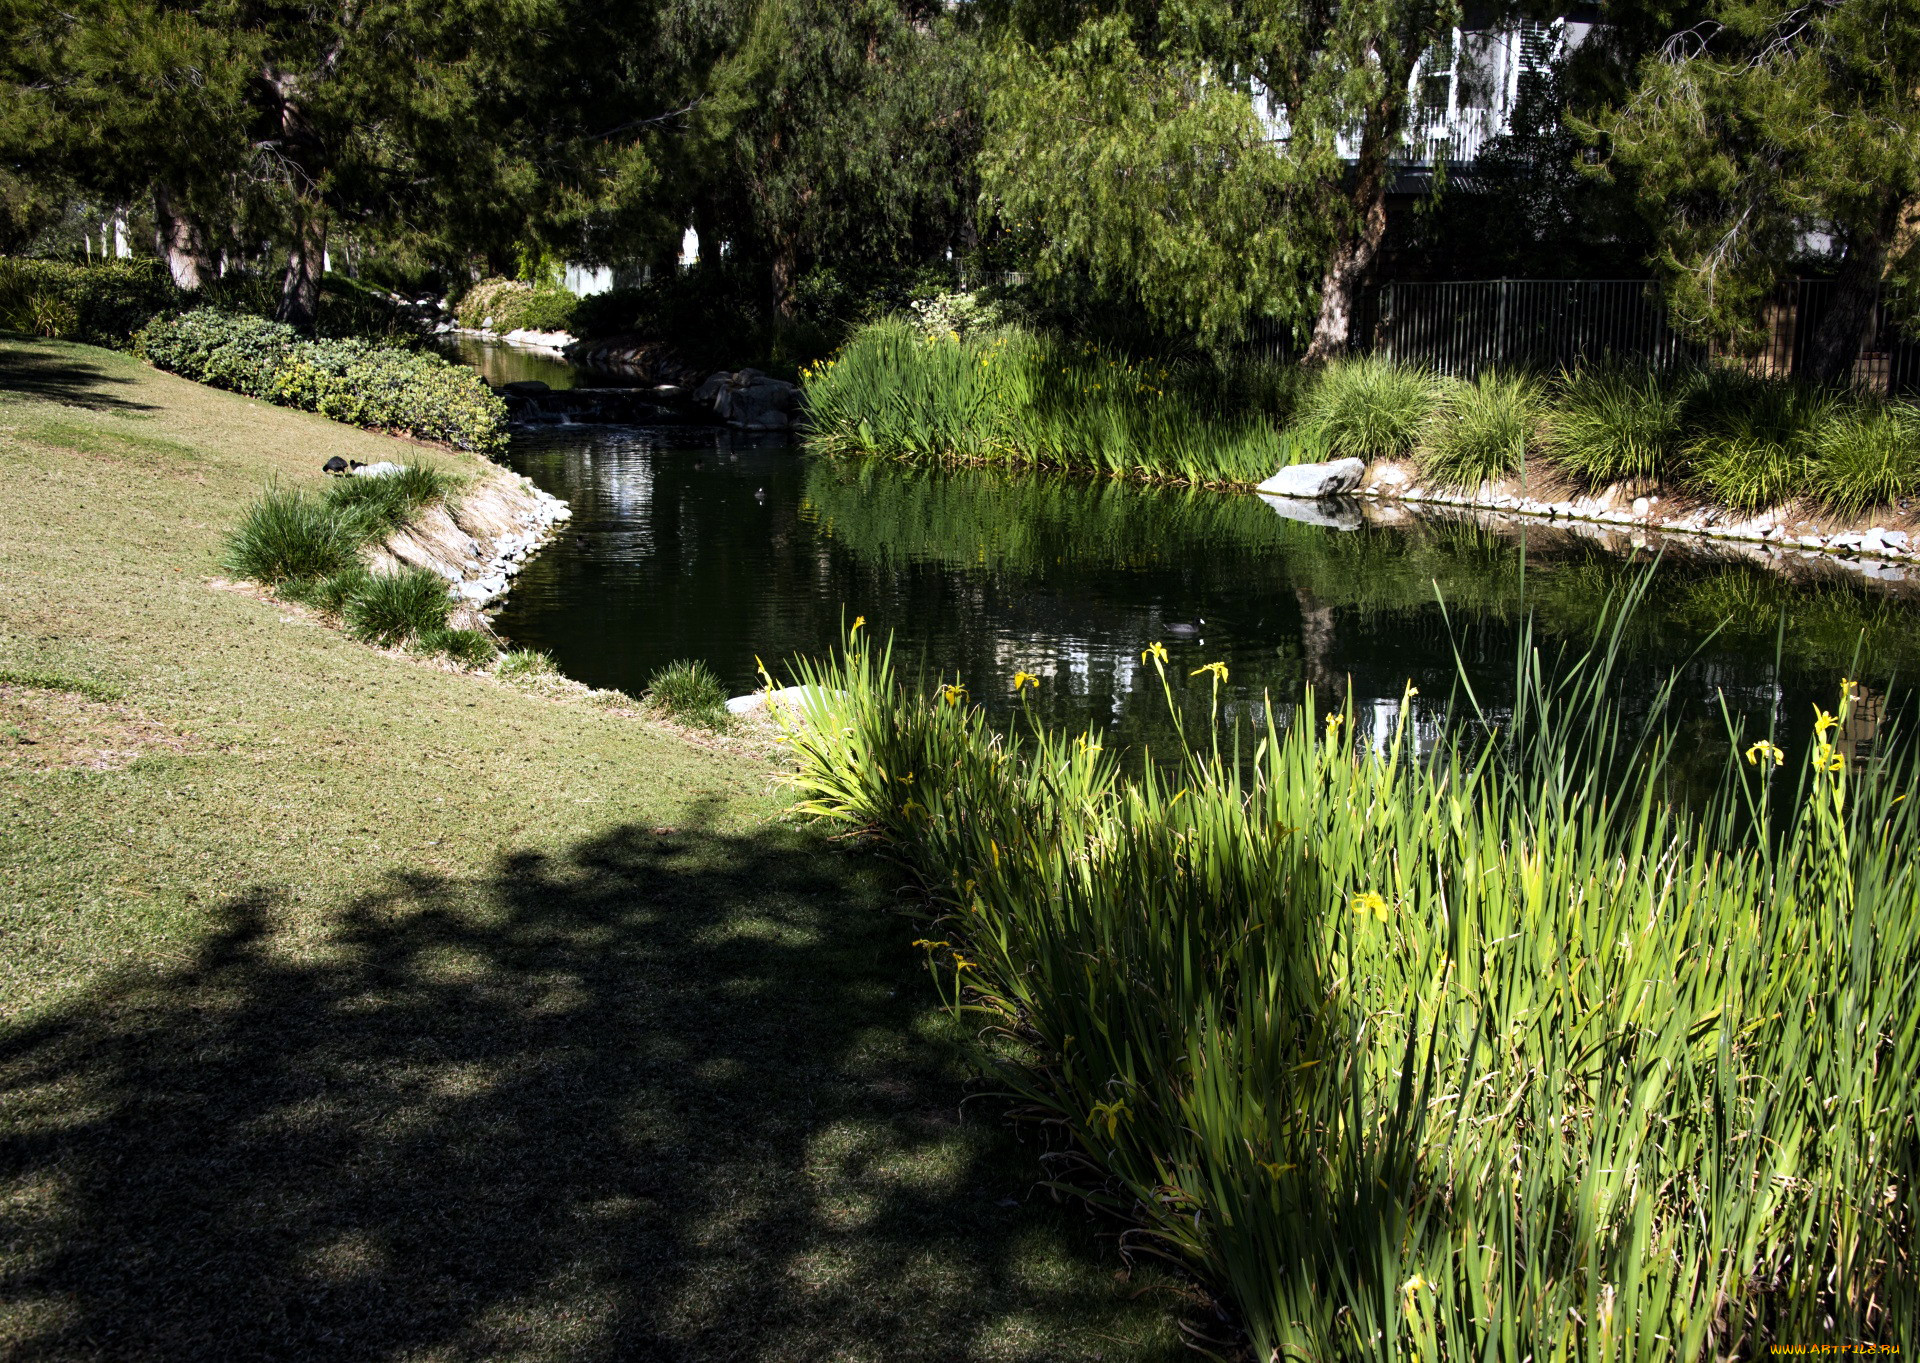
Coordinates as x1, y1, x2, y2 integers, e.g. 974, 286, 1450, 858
492, 423, 1920, 768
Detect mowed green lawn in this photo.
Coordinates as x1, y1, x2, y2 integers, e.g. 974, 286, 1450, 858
0, 337, 1187, 1361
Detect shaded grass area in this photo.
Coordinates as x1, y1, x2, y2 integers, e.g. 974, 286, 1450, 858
1, 816, 1185, 1361
0, 337, 1187, 1361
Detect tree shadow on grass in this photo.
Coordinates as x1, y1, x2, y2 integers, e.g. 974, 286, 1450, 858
0, 802, 1187, 1362
0, 341, 158, 412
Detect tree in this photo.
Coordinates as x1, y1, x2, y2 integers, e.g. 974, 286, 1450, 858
1596, 0, 1920, 381
690, 0, 980, 322
0, 0, 679, 321
978, 0, 1463, 355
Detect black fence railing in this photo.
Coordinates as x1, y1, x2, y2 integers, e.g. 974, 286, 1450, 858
1248, 279, 1920, 395
1374, 279, 1699, 376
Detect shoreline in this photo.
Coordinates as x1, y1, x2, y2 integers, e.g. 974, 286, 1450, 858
1335, 457, 1917, 583
358, 463, 572, 620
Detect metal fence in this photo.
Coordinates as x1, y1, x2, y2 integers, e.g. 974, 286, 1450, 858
1364, 278, 1920, 393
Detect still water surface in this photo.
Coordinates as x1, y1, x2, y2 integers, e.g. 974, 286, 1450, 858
493, 423, 1920, 767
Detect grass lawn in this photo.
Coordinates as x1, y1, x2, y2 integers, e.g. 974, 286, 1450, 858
0, 337, 1189, 1361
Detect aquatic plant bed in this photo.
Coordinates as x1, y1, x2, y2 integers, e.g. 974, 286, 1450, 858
777, 627, 1918, 1361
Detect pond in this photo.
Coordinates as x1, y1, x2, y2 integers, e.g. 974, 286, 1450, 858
491, 421, 1920, 775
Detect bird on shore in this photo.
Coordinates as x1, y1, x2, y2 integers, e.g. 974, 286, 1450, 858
1164, 617, 1204, 638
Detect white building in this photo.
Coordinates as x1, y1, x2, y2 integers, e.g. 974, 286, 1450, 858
1254, 15, 1592, 175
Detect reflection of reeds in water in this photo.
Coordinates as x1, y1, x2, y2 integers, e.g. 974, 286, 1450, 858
801, 459, 1920, 681
780, 610, 1919, 1363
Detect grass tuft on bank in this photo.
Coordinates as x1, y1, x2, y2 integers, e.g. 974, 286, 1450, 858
776, 610, 1918, 1362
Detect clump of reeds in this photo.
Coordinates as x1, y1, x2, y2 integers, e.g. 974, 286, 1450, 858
645, 658, 730, 728
224, 464, 458, 585
1543, 366, 1694, 482
773, 606, 1918, 1363
1418, 369, 1541, 486
1811, 402, 1920, 516
322, 462, 462, 537
802, 320, 1285, 486
1681, 372, 1835, 510
418, 625, 497, 668
496, 647, 561, 682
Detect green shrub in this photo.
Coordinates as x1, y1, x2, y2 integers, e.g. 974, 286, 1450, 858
454, 275, 577, 334
777, 613, 1918, 1363
343, 567, 454, 646
569, 286, 646, 339
645, 658, 730, 728
1810, 403, 1920, 516
138, 310, 301, 397
1296, 355, 1441, 460
1544, 366, 1693, 482
0, 258, 175, 345
222, 487, 363, 584
418, 626, 497, 667
1418, 370, 1541, 487
803, 320, 1283, 486
138, 309, 508, 455
322, 462, 460, 537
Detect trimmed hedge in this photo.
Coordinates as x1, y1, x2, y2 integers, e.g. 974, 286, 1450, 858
138, 309, 508, 456
0, 258, 176, 345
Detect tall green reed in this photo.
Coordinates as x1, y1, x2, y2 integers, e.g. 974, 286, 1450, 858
776, 602, 1917, 1362
802, 320, 1284, 486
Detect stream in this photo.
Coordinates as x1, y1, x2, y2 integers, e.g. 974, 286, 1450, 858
456, 340, 1919, 776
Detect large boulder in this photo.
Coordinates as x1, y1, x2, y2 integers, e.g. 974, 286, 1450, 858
1257, 457, 1366, 499
694, 369, 802, 429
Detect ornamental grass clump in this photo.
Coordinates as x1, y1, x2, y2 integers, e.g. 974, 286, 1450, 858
1417, 370, 1541, 487
1682, 372, 1837, 510
417, 625, 497, 668
222, 486, 363, 584
1811, 402, 1920, 516
1296, 354, 1441, 460
323, 462, 460, 537
343, 567, 454, 647
775, 604, 1917, 1363
645, 658, 730, 728
1544, 365, 1693, 482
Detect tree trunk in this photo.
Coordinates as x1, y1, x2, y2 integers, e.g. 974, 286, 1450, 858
276, 209, 327, 327
1304, 126, 1391, 363
152, 185, 211, 291
767, 241, 797, 324
1805, 230, 1891, 386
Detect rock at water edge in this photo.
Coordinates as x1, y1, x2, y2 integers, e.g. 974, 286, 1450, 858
1257, 458, 1366, 499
